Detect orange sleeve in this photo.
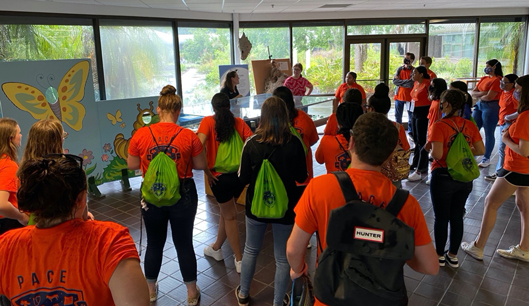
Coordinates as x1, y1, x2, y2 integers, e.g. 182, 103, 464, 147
357, 84, 366, 99
101, 225, 140, 285
315, 136, 327, 164
335, 83, 346, 101
236, 118, 253, 141
294, 180, 320, 235
128, 127, 147, 157
397, 196, 432, 246
398, 124, 410, 151
0, 158, 18, 194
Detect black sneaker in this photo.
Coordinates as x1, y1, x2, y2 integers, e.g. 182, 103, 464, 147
235, 285, 250, 306
445, 251, 459, 268
485, 173, 498, 181
438, 255, 446, 267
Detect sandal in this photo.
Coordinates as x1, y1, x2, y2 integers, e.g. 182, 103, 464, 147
149, 281, 158, 302
187, 285, 201, 306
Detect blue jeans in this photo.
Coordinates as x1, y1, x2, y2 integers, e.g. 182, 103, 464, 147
430, 168, 473, 256
239, 218, 293, 306
473, 100, 500, 159
495, 122, 512, 172
394, 99, 406, 124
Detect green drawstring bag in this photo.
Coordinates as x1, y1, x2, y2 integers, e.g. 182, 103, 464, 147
214, 131, 243, 173
443, 120, 480, 183
141, 127, 182, 207
251, 149, 289, 219
290, 125, 308, 155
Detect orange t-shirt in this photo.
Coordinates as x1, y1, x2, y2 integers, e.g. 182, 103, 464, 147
394, 122, 410, 151
128, 122, 203, 178
315, 134, 350, 173
504, 111, 529, 174
0, 156, 19, 217
411, 79, 431, 108
294, 169, 431, 306
475, 75, 502, 100
323, 113, 338, 136
394, 68, 413, 101
428, 117, 482, 172
292, 110, 319, 184
427, 69, 437, 80
335, 82, 366, 103
0, 220, 139, 305
428, 99, 442, 134
197, 116, 252, 176
499, 89, 518, 125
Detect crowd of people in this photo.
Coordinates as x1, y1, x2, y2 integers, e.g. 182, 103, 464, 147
0, 56, 527, 306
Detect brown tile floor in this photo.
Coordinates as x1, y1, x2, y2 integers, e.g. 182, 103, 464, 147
89, 126, 529, 306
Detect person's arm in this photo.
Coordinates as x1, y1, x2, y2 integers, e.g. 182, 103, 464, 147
480, 90, 499, 102
287, 224, 312, 279
192, 149, 217, 185
406, 243, 439, 275
471, 140, 485, 156
503, 131, 529, 157
0, 191, 28, 225
305, 81, 313, 96
197, 132, 207, 146
430, 141, 443, 160
315, 141, 325, 164
108, 258, 150, 306
127, 154, 141, 170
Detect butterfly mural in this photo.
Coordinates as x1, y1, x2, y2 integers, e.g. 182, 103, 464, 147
107, 109, 122, 125
1, 60, 89, 131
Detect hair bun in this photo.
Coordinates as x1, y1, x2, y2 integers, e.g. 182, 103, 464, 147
373, 83, 390, 98
160, 85, 176, 96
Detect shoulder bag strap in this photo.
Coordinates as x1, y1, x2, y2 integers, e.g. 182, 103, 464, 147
335, 136, 350, 157
332, 171, 359, 202
384, 188, 410, 217
163, 127, 183, 154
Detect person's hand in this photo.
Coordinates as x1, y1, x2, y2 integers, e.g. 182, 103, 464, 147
18, 213, 29, 226
87, 211, 95, 221
207, 172, 219, 186
290, 263, 307, 280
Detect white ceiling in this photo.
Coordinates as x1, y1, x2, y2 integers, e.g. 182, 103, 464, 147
22, 0, 529, 14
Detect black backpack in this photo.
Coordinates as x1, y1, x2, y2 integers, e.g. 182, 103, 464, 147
314, 171, 415, 306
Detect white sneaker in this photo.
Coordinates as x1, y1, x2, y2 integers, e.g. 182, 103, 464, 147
204, 244, 224, 261
234, 257, 242, 273
408, 172, 422, 182
461, 241, 484, 260
478, 158, 490, 168
425, 179, 431, 185
307, 242, 312, 249
497, 245, 529, 262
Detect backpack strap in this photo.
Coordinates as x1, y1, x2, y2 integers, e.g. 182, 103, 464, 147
384, 188, 410, 217
148, 126, 183, 154
335, 137, 350, 157
332, 171, 360, 202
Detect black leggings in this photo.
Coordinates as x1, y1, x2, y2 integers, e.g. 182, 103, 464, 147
0, 218, 23, 236
411, 106, 430, 172
430, 168, 472, 256
142, 179, 198, 283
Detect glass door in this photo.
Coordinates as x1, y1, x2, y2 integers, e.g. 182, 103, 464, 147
345, 41, 384, 95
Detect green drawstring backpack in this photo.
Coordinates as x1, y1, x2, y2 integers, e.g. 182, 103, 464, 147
442, 119, 480, 183
290, 125, 308, 155
141, 127, 183, 207
213, 130, 243, 173
251, 147, 289, 219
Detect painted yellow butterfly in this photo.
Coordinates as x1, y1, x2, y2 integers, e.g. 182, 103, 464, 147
1, 60, 89, 131
107, 109, 123, 125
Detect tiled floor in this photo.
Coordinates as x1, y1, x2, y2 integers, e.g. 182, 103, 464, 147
88, 126, 529, 306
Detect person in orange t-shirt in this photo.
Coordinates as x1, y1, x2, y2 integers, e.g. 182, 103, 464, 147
408, 66, 432, 182
393, 52, 415, 131
316, 103, 363, 173
197, 93, 252, 272
334, 71, 366, 104
471, 59, 503, 167
287, 112, 438, 306
485, 74, 519, 179
420, 56, 437, 80
463, 75, 529, 263
427, 78, 447, 136
324, 88, 363, 136
0, 118, 28, 235
428, 90, 484, 266
128, 85, 209, 304
367, 83, 411, 188
274, 86, 319, 189
0, 154, 149, 306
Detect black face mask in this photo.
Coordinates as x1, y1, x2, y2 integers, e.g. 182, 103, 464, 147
403, 58, 411, 65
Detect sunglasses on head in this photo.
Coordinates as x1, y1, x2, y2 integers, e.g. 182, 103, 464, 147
43, 153, 84, 171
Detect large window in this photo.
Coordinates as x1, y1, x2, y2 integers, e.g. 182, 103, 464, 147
293, 22, 343, 94
0, 17, 99, 100
478, 18, 526, 76
428, 20, 476, 80
178, 23, 231, 107
239, 24, 290, 95
100, 20, 176, 100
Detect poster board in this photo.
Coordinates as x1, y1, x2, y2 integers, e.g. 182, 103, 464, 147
219, 64, 250, 97
251, 59, 291, 94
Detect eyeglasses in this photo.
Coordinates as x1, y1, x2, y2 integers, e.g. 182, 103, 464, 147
43, 153, 84, 171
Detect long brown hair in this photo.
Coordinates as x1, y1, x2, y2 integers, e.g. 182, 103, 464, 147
255, 96, 292, 146
516, 75, 529, 113
221, 71, 237, 92
20, 119, 64, 171
0, 118, 19, 162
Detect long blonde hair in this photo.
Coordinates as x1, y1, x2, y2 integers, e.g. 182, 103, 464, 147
0, 118, 19, 162
20, 119, 63, 170
255, 96, 292, 146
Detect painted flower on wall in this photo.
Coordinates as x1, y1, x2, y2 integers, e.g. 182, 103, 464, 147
79, 149, 94, 166
102, 154, 109, 162
103, 143, 112, 152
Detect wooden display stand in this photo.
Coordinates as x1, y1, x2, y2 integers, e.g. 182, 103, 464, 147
204, 173, 247, 205
251, 59, 291, 94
